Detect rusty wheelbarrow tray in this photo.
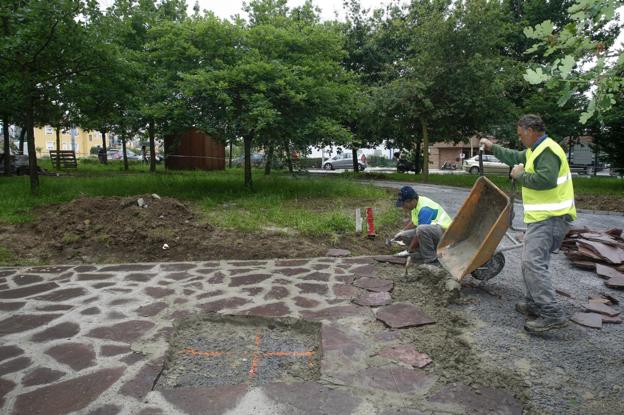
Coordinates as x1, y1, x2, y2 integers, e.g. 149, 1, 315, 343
437, 176, 523, 281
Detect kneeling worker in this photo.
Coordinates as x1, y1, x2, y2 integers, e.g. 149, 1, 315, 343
394, 186, 452, 264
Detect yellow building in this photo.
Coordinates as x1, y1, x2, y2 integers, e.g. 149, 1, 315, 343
34, 126, 102, 158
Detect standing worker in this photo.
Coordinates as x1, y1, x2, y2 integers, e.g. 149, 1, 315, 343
480, 114, 576, 333
393, 186, 453, 265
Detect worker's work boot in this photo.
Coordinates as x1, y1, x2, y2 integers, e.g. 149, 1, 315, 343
524, 316, 568, 333
515, 302, 539, 317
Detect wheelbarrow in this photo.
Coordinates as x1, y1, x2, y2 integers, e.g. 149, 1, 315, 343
437, 146, 525, 281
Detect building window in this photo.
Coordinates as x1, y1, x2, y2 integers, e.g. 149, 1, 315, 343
47, 142, 54, 150
45, 126, 53, 135
88, 134, 92, 141
62, 142, 69, 150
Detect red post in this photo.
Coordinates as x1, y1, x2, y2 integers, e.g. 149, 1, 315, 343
366, 207, 376, 239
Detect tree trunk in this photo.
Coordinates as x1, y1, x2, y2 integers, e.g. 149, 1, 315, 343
228, 140, 233, 168
122, 135, 128, 171
2, 114, 10, 175
352, 147, 359, 173
55, 127, 61, 169
285, 142, 293, 173
18, 127, 25, 154
264, 145, 274, 175
593, 144, 598, 177
414, 139, 421, 174
420, 119, 429, 182
25, 104, 39, 194
243, 135, 252, 188
148, 120, 156, 173
101, 130, 108, 164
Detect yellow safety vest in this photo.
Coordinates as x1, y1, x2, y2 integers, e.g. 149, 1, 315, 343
411, 196, 453, 230
523, 137, 576, 223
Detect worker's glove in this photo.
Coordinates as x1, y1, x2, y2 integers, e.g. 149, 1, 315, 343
393, 230, 408, 240
511, 163, 524, 179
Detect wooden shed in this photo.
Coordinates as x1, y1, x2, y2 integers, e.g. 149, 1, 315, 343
164, 128, 225, 171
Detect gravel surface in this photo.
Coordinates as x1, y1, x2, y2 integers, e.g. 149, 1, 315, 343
374, 179, 624, 415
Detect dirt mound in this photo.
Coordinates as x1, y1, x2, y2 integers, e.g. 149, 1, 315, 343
1, 195, 330, 265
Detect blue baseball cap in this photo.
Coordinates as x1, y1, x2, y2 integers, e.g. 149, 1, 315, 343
396, 186, 418, 207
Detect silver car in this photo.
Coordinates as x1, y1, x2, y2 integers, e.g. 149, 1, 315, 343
462, 155, 509, 175
322, 153, 367, 171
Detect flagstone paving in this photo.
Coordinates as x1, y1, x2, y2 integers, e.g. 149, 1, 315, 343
0, 257, 522, 415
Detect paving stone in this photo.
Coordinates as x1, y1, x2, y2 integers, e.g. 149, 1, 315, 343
294, 296, 320, 308
196, 290, 224, 300
262, 382, 362, 414
379, 409, 429, 415
207, 272, 226, 284
229, 273, 272, 287
354, 367, 435, 395
81, 307, 101, 315
73, 265, 97, 272
571, 312, 603, 329
0, 270, 17, 277
228, 261, 268, 266
321, 325, 365, 357
109, 298, 135, 306
229, 268, 257, 275
100, 345, 132, 357
353, 277, 394, 293
377, 345, 432, 368
34, 287, 87, 301
376, 303, 435, 329
0, 282, 59, 299
171, 310, 194, 321
302, 271, 331, 282
31, 322, 80, 342
350, 264, 377, 276
327, 248, 351, 257
353, 291, 392, 307
199, 297, 250, 312
341, 257, 375, 265
0, 356, 31, 376
13, 274, 44, 286
195, 268, 217, 275
136, 302, 168, 317
333, 284, 360, 299
335, 274, 356, 284
45, 343, 96, 371
296, 282, 329, 295
107, 288, 133, 294
311, 264, 328, 270
107, 311, 128, 320
120, 358, 164, 399
92, 282, 116, 289
36, 304, 74, 312
77, 273, 117, 281
264, 286, 290, 300
124, 273, 157, 282
0, 378, 16, 409
87, 404, 122, 415
145, 286, 175, 298
161, 263, 196, 271
165, 272, 194, 281
428, 383, 522, 414
22, 367, 66, 386
0, 301, 25, 311
12, 367, 124, 415
275, 259, 310, 267
240, 302, 291, 317
373, 255, 407, 265
0, 283, 8, 290
375, 330, 402, 342
0, 313, 61, 334
87, 320, 155, 343
136, 407, 163, 415
174, 298, 189, 304
302, 305, 368, 321
605, 276, 624, 289
278, 267, 309, 276
602, 315, 622, 324
0, 345, 23, 361
161, 384, 248, 414
583, 302, 620, 317
242, 287, 264, 296
25, 266, 72, 274
100, 264, 155, 272
273, 278, 291, 285
184, 281, 203, 290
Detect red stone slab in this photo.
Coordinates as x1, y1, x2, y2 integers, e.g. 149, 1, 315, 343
228, 273, 272, 287
373, 255, 407, 265
31, 322, 80, 342
428, 383, 522, 414
301, 305, 368, 321
275, 259, 310, 267
13, 367, 124, 415
161, 384, 248, 414
0, 345, 23, 362
124, 273, 157, 282
602, 315, 622, 324
301, 272, 331, 282
145, 286, 175, 298
199, 297, 250, 312
376, 303, 435, 329
294, 296, 320, 308
196, 290, 224, 300
0, 356, 32, 376
100, 345, 132, 357
0, 314, 61, 335
353, 291, 392, 307
596, 264, 624, 280
377, 345, 432, 368
277, 267, 309, 276
87, 404, 122, 415
571, 312, 603, 329
296, 282, 329, 295
321, 325, 366, 357
13, 274, 44, 286
0, 378, 16, 408
0, 282, 59, 299
81, 307, 101, 315
136, 302, 168, 317
45, 343, 96, 371
355, 367, 435, 395
34, 287, 87, 301
22, 367, 66, 386
583, 302, 620, 317
240, 302, 291, 317
86, 320, 155, 343
264, 286, 290, 300
327, 248, 351, 257
577, 240, 624, 264
77, 273, 117, 281
605, 276, 624, 289
262, 382, 362, 414
0, 301, 25, 311
161, 263, 195, 271
333, 284, 360, 299
353, 277, 394, 293
120, 358, 164, 400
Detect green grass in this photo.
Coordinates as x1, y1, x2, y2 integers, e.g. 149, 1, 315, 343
0, 169, 399, 237
346, 171, 624, 196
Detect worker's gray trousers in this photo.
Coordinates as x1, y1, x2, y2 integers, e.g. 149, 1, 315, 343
522, 215, 570, 319
398, 224, 444, 263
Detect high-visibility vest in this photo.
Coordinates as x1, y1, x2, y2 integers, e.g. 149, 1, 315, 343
523, 137, 576, 223
412, 196, 453, 230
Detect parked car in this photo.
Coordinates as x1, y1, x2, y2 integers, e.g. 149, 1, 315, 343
106, 148, 142, 161
322, 153, 367, 171
462, 155, 509, 175
233, 153, 265, 168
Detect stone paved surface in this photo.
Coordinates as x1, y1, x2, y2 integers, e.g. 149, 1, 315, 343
0, 257, 522, 415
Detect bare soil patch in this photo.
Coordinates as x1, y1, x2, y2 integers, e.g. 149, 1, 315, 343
0, 195, 388, 266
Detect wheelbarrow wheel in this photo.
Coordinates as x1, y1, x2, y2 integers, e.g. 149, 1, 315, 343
471, 252, 505, 281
